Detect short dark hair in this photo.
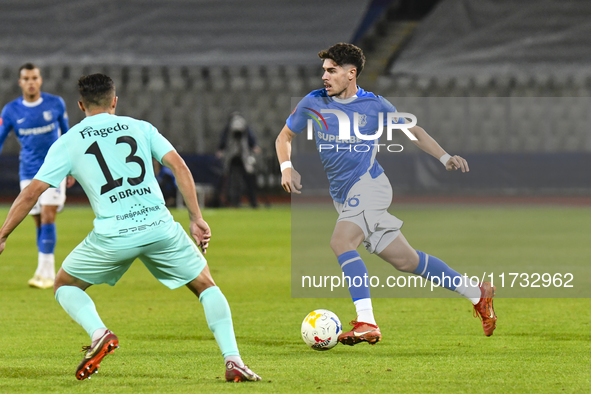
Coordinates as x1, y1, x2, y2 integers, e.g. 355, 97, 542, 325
19, 63, 39, 75
78, 73, 115, 108
318, 43, 365, 77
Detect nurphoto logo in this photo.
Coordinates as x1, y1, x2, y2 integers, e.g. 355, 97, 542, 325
305, 109, 418, 153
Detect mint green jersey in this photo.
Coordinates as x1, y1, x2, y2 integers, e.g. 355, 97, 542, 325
35, 113, 176, 248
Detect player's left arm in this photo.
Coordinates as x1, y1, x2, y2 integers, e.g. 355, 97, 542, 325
0, 180, 50, 255
161, 150, 211, 254
408, 125, 469, 172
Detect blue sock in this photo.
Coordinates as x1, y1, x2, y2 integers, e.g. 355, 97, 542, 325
38, 223, 56, 254
413, 250, 462, 291
199, 286, 240, 358
55, 286, 107, 338
337, 250, 370, 302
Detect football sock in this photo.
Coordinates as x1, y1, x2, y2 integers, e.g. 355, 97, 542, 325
35, 224, 56, 278
34, 227, 42, 277
199, 286, 240, 358
37, 253, 55, 280
38, 223, 56, 254
55, 286, 107, 338
455, 276, 482, 305
413, 250, 462, 291
413, 251, 481, 303
354, 298, 377, 325
337, 250, 371, 301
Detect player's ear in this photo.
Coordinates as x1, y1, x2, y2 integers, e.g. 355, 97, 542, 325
78, 101, 86, 113
111, 96, 118, 110
349, 67, 356, 80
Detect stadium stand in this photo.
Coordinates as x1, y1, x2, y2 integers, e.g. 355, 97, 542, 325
0, 0, 589, 198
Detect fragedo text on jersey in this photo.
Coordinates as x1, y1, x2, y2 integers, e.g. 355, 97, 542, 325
78, 123, 129, 139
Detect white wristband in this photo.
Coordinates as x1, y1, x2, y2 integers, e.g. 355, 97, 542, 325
280, 161, 292, 172
439, 153, 451, 166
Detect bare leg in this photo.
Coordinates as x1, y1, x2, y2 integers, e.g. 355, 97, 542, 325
377, 232, 419, 273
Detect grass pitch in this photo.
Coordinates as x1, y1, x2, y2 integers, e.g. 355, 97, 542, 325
0, 204, 590, 393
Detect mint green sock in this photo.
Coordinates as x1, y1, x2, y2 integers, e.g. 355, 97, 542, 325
55, 286, 106, 338
199, 286, 240, 357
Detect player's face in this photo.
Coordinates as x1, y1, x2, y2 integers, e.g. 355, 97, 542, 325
322, 59, 355, 98
18, 68, 43, 100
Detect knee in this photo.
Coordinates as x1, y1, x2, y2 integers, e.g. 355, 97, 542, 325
40, 208, 57, 224
330, 236, 357, 256
187, 266, 216, 297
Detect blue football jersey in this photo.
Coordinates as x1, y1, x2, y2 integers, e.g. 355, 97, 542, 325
0, 92, 69, 180
287, 87, 400, 203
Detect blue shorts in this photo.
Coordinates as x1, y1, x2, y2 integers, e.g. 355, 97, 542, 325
62, 222, 206, 289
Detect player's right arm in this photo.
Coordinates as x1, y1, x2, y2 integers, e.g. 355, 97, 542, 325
0, 180, 50, 255
275, 124, 302, 194
161, 150, 211, 254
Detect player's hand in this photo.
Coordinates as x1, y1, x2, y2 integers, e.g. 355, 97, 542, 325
190, 218, 211, 254
281, 168, 302, 194
445, 155, 469, 173
0, 239, 6, 255
66, 175, 76, 188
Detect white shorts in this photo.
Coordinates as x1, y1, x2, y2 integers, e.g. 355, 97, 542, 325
20, 178, 67, 215
333, 172, 403, 254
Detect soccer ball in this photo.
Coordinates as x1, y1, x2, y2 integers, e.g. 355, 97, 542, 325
301, 309, 342, 351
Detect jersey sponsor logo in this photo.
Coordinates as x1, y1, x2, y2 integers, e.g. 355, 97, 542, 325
108, 186, 152, 203
118, 219, 165, 234
43, 110, 53, 121
0, 117, 3, 126
17, 117, 26, 124
115, 203, 161, 222
79, 123, 129, 139
316, 130, 361, 144
18, 123, 55, 136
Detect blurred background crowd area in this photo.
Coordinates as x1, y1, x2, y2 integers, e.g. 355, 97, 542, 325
1, 0, 590, 204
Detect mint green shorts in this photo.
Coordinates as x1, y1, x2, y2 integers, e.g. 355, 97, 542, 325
62, 222, 206, 289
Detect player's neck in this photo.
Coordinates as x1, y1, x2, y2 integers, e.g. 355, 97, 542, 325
23, 92, 41, 103
86, 107, 115, 117
333, 84, 358, 100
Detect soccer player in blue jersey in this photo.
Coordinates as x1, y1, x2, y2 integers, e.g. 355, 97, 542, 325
0, 74, 260, 382
276, 43, 497, 344
0, 63, 73, 289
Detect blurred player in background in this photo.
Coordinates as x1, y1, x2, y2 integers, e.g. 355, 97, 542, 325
0, 63, 73, 289
0, 73, 260, 382
276, 43, 497, 345
216, 111, 261, 208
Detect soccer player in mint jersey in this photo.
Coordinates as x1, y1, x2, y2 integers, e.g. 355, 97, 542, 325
0, 63, 74, 289
0, 74, 261, 382
276, 43, 497, 344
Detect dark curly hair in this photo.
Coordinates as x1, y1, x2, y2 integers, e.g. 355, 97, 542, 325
78, 73, 115, 108
318, 43, 365, 77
